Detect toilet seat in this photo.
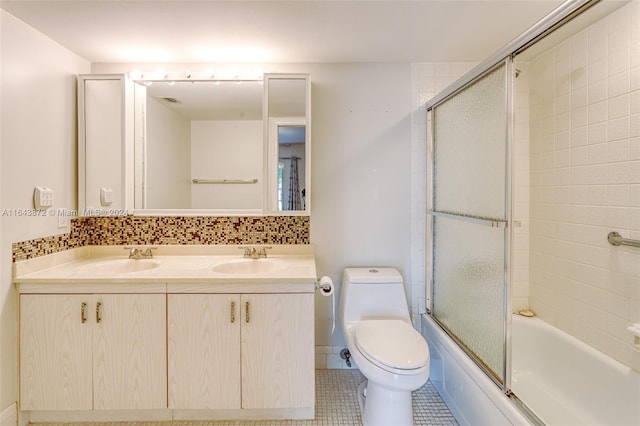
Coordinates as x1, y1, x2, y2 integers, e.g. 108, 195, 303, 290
354, 319, 429, 374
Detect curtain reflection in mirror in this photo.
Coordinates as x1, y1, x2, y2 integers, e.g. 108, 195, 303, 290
276, 123, 306, 211
288, 156, 301, 210
278, 155, 304, 211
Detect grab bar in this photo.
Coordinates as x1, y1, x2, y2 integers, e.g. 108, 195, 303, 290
192, 178, 258, 184
608, 232, 640, 248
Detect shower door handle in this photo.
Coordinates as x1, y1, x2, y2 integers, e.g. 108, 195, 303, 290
427, 210, 507, 228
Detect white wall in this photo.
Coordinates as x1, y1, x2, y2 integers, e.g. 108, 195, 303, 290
146, 96, 191, 209
0, 9, 91, 416
190, 120, 262, 209
308, 63, 413, 349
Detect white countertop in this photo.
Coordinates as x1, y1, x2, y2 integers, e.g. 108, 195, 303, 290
14, 245, 317, 294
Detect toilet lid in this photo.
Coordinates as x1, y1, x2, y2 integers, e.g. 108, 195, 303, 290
354, 320, 429, 370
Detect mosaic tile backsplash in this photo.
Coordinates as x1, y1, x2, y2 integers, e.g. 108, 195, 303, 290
12, 215, 310, 262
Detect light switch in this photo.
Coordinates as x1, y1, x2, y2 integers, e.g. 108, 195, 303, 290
57, 208, 69, 228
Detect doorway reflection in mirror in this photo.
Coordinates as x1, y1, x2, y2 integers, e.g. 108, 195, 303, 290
277, 125, 306, 211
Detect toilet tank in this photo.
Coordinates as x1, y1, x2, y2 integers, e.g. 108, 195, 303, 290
339, 267, 411, 324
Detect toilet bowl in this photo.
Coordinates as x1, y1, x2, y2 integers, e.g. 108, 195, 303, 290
339, 268, 430, 426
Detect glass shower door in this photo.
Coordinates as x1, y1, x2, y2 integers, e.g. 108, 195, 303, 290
429, 61, 510, 384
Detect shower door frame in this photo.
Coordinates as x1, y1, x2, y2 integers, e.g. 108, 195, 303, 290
424, 0, 600, 396
426, 57, 514, 390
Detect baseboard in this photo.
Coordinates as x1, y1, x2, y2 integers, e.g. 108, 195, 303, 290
28, 409, 172, 423
27, 407, 314, 423
0, 403, 17, 426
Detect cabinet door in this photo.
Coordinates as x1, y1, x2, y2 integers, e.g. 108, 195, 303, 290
20, 294, 93, 410
241, 293, 315, 409
167, 294, 241, 409
93, 294, 166, 409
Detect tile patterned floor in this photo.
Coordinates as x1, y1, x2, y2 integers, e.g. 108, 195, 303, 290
31, 370, 458, 426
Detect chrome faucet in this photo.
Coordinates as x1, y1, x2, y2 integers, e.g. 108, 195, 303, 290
239, 246, 271, 259
125, 246, 157, 259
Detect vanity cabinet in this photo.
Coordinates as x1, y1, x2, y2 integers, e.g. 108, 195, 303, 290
168, 292, 314, 412
20, 293, 166, 411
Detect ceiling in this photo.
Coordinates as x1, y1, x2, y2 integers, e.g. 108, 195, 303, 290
1, 0, 565, 64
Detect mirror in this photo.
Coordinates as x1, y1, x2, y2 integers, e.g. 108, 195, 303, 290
134, 80, 264, 211
266, 76, 310, 212
130, 73, 310, 215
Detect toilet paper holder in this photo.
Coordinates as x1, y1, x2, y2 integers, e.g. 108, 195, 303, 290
316, 276, 336, 334
316, 277, 333, 293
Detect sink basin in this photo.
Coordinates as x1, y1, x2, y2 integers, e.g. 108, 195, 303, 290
212, 259, 286, 275
75, 259, 160, 275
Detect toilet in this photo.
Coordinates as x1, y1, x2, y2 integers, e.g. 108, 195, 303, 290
339, 267, 430, 426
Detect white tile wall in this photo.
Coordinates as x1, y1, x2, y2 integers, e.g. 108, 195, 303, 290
527, 1, 640, 370
513, 62, 532, 313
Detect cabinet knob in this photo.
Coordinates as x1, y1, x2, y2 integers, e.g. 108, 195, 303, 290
230, 301, 236, 323
96, 301, 102, 323
245, 301, 250, 323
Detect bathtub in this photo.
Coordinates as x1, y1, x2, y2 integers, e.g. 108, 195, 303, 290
512, 314, 640, 425
422, 315, 528, 426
